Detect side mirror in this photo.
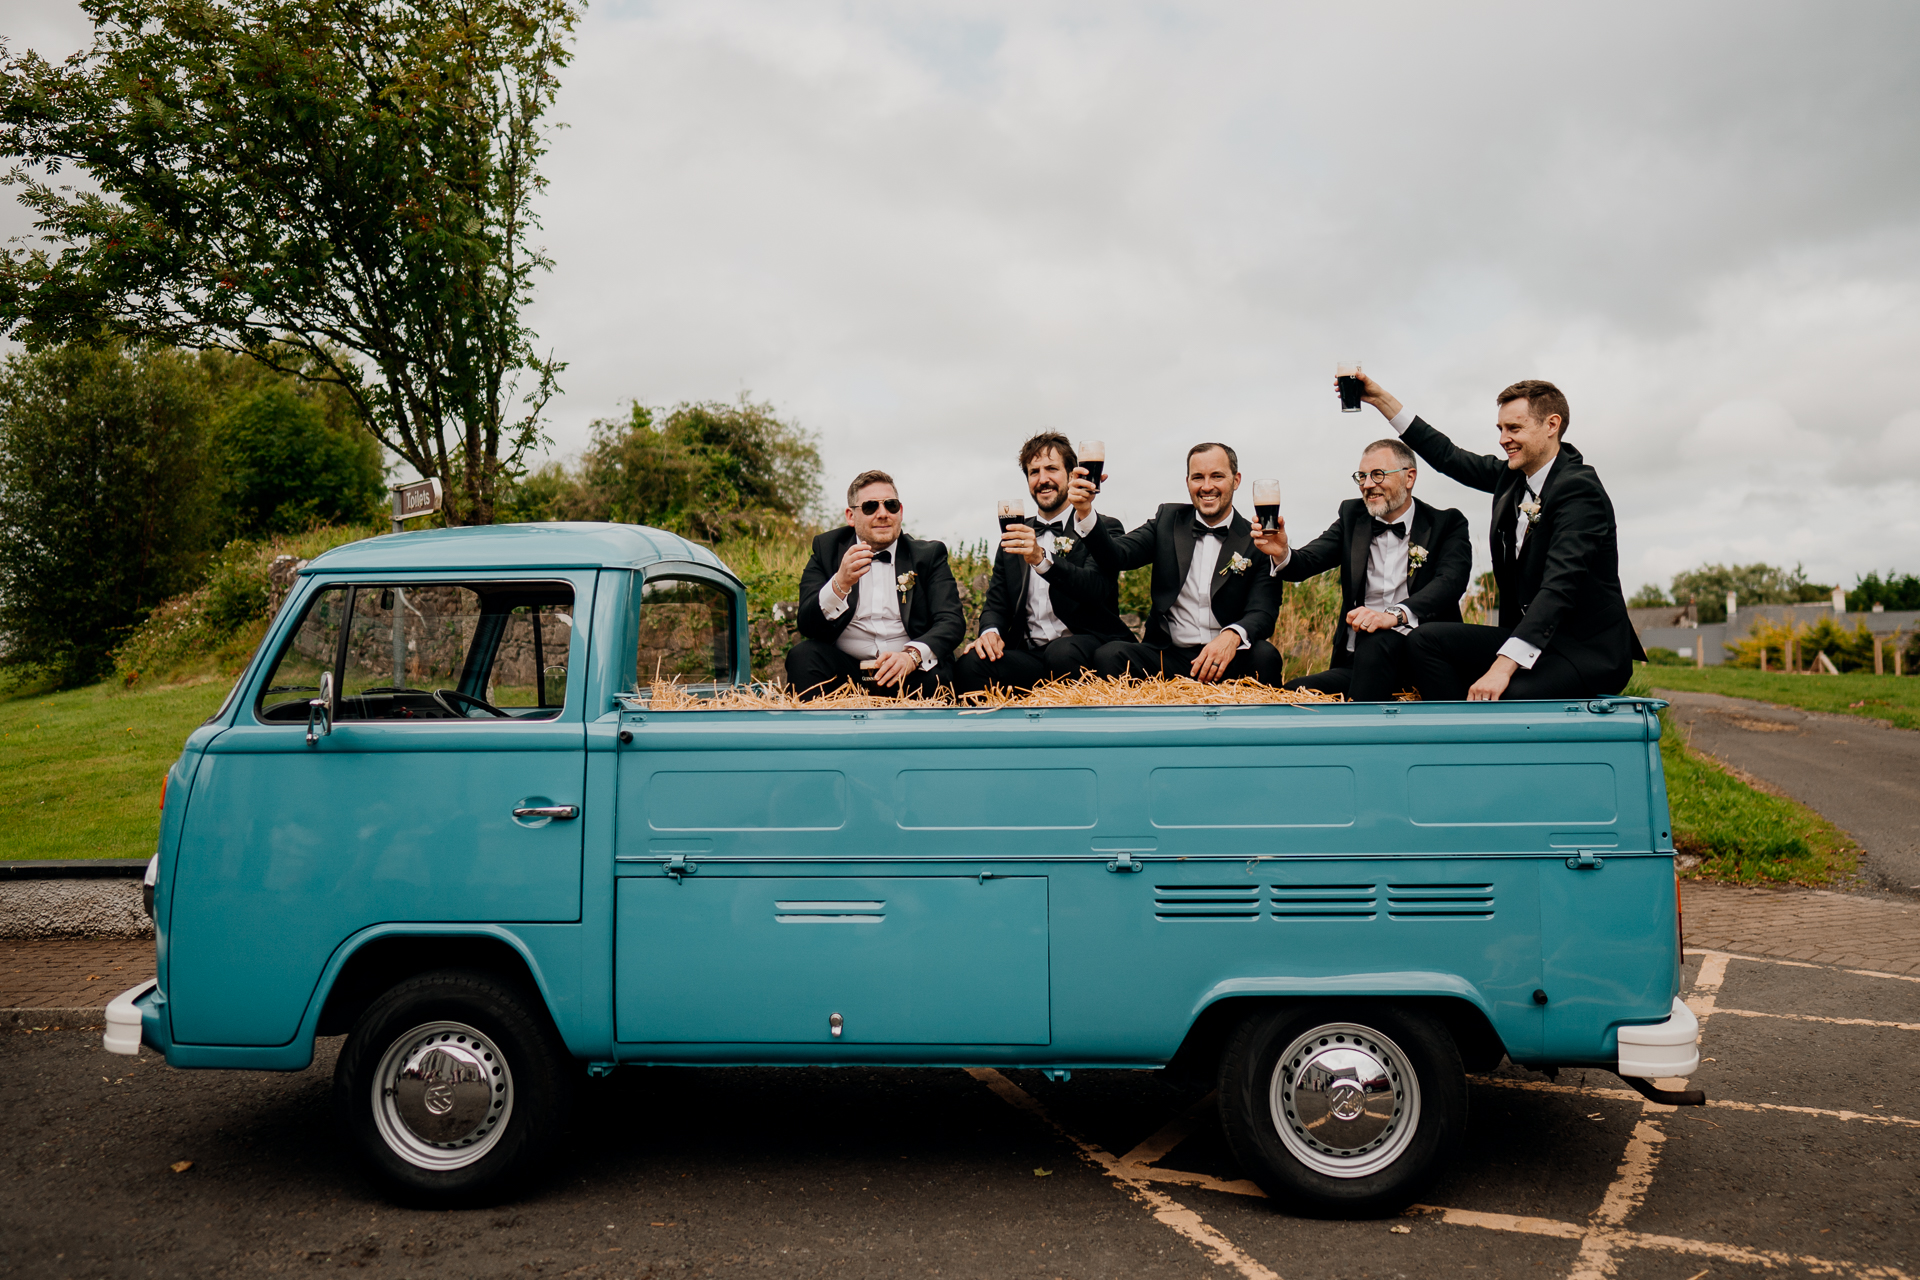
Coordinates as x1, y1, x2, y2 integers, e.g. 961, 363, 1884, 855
307, 671, 335, 746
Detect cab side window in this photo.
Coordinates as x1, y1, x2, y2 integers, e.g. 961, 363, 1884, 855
256, 581, 575, 722
633, 577, 735, 692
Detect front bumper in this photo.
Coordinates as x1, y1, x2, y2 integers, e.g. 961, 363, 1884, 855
103, 979, 160, 1056
1617, 996, 1700, 1079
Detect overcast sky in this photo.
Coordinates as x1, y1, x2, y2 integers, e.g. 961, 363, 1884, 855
7, 0, 1919, 595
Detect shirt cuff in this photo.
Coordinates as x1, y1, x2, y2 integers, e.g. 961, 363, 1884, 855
1035, 551, 1055, 574
1268, 548, 1292, 576
1225, 624, 1250, 652
818, 582, 849, 619
1072, 510, 1097, 536
1497, 636, 1541, 670
977, 627, 1000, 639
1398, 605, 1419, 630
907, 641, 936, 671
1388, 406, 1416, 434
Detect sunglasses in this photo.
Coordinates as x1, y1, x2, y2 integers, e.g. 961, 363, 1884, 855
858, 498, 902, 515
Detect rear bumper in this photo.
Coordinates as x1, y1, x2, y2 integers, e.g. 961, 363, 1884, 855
103, 979, 164, 1056
1617, 997, 1699, 1079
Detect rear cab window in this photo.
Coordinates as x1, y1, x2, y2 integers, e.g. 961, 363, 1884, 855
632, 576, 736, 694
257, 580, 575, 723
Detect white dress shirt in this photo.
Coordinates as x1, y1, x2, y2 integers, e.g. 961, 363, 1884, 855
1388, 405, 1556, 671
978, 508, 1098, 647
1269, 501, 1420, 650
1167, 509, 1250, 650
817, 544, 936, 670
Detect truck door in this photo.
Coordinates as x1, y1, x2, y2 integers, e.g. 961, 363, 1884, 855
168, 576, 589, 1047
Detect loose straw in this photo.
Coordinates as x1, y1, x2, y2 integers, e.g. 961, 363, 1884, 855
636, 672, 1346, 712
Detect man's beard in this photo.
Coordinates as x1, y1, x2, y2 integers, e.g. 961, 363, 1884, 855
1363, 491, 1399, 519
1032, 483, 1065, 515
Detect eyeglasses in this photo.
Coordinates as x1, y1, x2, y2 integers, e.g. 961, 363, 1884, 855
858, 498, 902, 515
1352, 467, 1412, 486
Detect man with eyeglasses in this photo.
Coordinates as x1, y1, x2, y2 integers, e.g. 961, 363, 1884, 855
955, 432, 1133, 696
1350, 375, 1644, 701
1080, 442, 1284, 684
1250, 439, 1471, 700
788, 470, 965, 699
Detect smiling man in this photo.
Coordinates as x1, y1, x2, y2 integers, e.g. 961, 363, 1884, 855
788, 470, 965, 699
1081, 442, 1282, 684
1355, 376, 1644, 701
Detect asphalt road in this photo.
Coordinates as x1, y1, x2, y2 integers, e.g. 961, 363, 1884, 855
1656, 689, 1920, 895
4, 952, 1915, 1279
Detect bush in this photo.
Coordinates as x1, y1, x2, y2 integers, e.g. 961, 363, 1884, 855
1726, 617, 1876, 672
1643, 646, 1691, 666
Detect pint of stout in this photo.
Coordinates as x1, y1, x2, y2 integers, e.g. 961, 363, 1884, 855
997, 499, 1025, 535
1337, 363, 1364, 413
1252, 479, 1282, 532
1077, 439, 1106, 492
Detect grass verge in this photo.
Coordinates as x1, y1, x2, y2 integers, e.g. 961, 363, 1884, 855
1642, 665, 1919, 731
0, 677, 234, 860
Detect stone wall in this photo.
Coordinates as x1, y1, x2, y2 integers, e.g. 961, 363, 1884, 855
0, 879, 151, 940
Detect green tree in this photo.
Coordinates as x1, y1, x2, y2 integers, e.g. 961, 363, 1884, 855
1628, 583, 1670, 608
559, 397, 823, 541
1848, 571, 1920, 612
0, 0, 579, 526
1669, 562, 1831, 623
0, 341, 215, 682
213, 379, 386, 535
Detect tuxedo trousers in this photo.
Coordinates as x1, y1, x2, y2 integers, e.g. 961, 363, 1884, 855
784, 638, 949, 701
1284, 628, 1417, 702
953, 633, 1102, 695
1403, 622, 1597, 701
1093, 639, 1283, 685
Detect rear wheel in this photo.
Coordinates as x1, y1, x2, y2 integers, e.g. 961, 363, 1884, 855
334, 968, 571, 1206
1218, 1003, 1466, 1217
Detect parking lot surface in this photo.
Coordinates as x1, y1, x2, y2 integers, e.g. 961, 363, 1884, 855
4, 892, 1916, 1278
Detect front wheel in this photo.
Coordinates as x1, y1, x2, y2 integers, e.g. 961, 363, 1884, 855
334, 969, 572, 1206
1218, 1003, 1466, 1217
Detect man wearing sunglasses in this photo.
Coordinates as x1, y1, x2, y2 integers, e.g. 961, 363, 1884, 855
1350, 374, 1644, 702
955, 432, 1133, 695
788, 470, 965, 699
1250, 439, 1472, 701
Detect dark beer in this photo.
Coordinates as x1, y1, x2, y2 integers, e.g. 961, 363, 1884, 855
1337, 363, 1364, 412
997, 499, 1024, 535
997, 515, 1023, 534
1077, 439, 1106, 493
1255, 503, 1279, 530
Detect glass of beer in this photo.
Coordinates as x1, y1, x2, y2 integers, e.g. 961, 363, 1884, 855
1337, 363, 1364, 413
1077, 439, 1106, 492
1253, 480, 1282, 532
997, 498, 1025, 535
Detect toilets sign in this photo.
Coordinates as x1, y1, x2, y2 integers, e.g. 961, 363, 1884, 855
390, 479, 440, 530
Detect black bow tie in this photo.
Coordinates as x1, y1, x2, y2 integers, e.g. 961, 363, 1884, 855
1372, 520, 1406, 539
871, 548, 892, 564
1190, 522, 1227, 539
1033, 520, 1067, 536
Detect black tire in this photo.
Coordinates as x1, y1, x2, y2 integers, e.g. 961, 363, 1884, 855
333, 968, 573, 1207
1218, 1002, 1466, 1217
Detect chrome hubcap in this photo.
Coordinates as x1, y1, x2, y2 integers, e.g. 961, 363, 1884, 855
371, 1021, 514, 1170
1269, 1022, 1420, 1179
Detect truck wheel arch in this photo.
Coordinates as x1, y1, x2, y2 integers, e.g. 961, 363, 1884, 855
317, 934, 553, 1041
1166, 994, 1507, 1084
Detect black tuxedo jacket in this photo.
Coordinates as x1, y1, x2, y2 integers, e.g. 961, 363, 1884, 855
1085, 504, 1280, 648
977, 514, 1133, 649
1400, 418, 1646, 682
1277, 496, 1473, 669
796, 527, 966, 664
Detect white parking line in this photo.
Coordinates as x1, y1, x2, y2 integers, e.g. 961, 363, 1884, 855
1470, 1076, 1920, 1129
1714, 1006, 1920, 1032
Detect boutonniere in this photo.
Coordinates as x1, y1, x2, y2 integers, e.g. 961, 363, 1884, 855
896, 570, 917, 596
1519, 498, 1542, 526
1220, 552, 1253, 577
1053, 536, 1075, 554
1408, 544, 1429, 568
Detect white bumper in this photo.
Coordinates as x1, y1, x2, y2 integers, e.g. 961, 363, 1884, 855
1617, 997, 1700, 1079
103, 979, 157, 1056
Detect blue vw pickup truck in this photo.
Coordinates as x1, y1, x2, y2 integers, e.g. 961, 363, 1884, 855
106, 523, 1698, 1214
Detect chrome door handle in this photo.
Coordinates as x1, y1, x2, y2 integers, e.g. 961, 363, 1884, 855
513, 805, 579, 820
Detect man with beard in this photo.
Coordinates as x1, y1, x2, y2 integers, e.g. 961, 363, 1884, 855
1353, 375, 1644, 701
1082, 443, 1284, 684
787, 470, 965, 699
955, 433, 1134, 695
1249, 438, 1472, 700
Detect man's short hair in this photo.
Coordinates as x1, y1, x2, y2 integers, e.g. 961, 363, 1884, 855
846, 469, 897, 506
1018, 432, 1076, 475
1497, 380, 1571, 438
1186, 441, 1239, 474
1362, 438, 1416, 470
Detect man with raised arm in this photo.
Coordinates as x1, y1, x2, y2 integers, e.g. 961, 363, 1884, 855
955, 432, 1134, 696
787, 470, 965, 700
1080, 443, 1284, 684
1250, 437, 1473, 701
1353, 376, 1644, 701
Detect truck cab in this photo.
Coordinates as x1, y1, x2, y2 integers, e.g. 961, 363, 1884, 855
108, 522, 1697, 1213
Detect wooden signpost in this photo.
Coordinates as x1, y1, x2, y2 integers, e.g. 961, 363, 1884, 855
390, 479, 440, 533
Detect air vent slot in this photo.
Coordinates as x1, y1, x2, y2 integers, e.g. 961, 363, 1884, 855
1387, 883, 1494, 919
774, 899, 886, 924
1154, 885, 1261, 921
1268, 883, 1377, 919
